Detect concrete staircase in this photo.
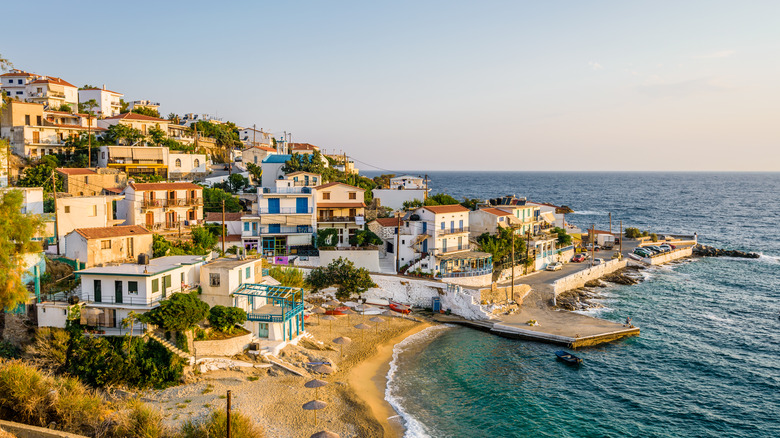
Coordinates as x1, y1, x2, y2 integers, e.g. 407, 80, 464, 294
145, 332, 195, 366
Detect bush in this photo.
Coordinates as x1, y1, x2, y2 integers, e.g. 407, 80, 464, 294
306, 257, 377, 301
267, 266, 304, 287
650, 233, 658, 242
140, 292, 209, 332
0, 341, 20, 359
109, 399, 173, 438
349, 229, 382, 247
552, 227, 572, 246
624, 227, 642, 238
176, 331, 189, 353
182, 409, 264, 438
208, 306, 247, 333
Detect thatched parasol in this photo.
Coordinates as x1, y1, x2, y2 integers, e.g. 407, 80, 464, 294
369, 316, 385, 334
305, 378, 328, 398
312, 364, 335, 375
312, 306, 326, 325
302, 399, 327, 425
354, 323, 372, 342
332, 336, 352, 358
310, 430, 340, 438
321, 314, 337, 335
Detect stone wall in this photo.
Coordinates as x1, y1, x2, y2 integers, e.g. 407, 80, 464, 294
441, 273, 493, 288
319, 249, 380, 272
193, 332, 253, 357
479, 284, 532, 306
551, 259, 628, 295
0, 420, 87, 438
641, 246, 693, 265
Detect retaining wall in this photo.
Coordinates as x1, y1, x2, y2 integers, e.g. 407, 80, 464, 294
552, 259, 628, 295
640, 246, 693, 265
319, 249, 380, 272
441, 273, 493, 288
0, 420, 87, 438
193, 332, 254, 357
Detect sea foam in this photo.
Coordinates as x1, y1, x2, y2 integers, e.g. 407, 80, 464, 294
385, 325, 451, 438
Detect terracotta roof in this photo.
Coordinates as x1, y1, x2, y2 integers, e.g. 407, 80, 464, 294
205, 212, 245, 222
314, 181, 363, 191
316, 202, 365, 208
480, 207, 512, 217
128, 182, 202, 191
57, 168, 96, 176
48, 123, 106, 131
0, 71, 36, 77
73, 225, 151, 240
289, 143, 319, 151
30, 76, 76, 88
103, 112, 167, 122
374, 217, 402, 227
286, 171, 320, 177
592, 229, 615, 235
243, 145, 276, 153
79, 87, 123, 95
423, 205, 469, 214
225, 234, 243, 242
103, 187, 123, 194
45, 110, 79, 115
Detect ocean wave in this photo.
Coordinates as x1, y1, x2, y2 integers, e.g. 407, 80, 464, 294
703, 313, 735, 324
385, 325, 451, 438
757, 254, 780, 264
571, 210, 607, 215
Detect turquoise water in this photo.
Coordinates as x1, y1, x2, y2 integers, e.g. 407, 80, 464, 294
370, 172, 780, 438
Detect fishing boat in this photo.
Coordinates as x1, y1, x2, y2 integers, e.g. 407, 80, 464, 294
325, 306, 349, 316
389, 302, 411, 314
555, 350, 582, 365
365, 297, 390, 306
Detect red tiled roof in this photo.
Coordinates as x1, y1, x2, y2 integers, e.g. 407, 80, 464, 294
79, 87, 123, 95
243, 145, 276, 153
423, 205, 469, 214
480, 207, 512, 217
289, 143, 319, 151
225, 234, 243, 242
314, 181, 363, 191
592, 229, 615, 235
103, 112, 167, 122
205, 212, 245, 222
103, 187, 123, 194
30, 76, 76, 88
1, 71, 36, 77
317, 202, 365, 208
128, 182, 202, 191
374, 217, 402, 227
48, 123, 106, 131
73, 225, 151, 240
57, 168, 97, 176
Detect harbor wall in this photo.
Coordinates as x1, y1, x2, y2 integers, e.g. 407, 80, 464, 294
640, 246, 693, 265
552, 259, 628, 295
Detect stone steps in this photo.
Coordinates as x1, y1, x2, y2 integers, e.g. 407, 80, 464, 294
146, 332, 194, 365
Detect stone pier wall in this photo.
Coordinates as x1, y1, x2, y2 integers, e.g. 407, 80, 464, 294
551, 259, 628, 296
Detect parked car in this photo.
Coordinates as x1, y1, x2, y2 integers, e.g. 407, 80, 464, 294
585, 243, 601, 251
634, 248, 652, 257
546, 262, 563, 271
572, 254, 587, 263
593, 258, 605, 265
649, 245, 667, 253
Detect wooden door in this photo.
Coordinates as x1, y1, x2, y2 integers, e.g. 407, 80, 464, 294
145, 211, 154, 227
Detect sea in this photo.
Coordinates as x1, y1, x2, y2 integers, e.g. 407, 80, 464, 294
362, 171, 780, 438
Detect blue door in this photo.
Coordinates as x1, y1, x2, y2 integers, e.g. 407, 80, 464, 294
450, 221, 455, 233
422, 221, 427, 234
296, 197, 308, 213
422, 239, 428, 253
268, 198, 280, 214
269, 224, 281, 234
459, 219, 464, 231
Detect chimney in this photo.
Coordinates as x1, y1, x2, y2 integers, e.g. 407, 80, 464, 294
102, 84, 106, 90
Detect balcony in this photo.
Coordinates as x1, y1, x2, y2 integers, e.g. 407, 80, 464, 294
143, 198, 203, 208
262, 187, 312, 194
318, 215, 360, 223
108, 159, 165, 165
440, 266, 493, 278
435, 226, 469, 236
243, 225, 314, 237
30, 91, 66, 99
257, 207, 313, 214
146, 220, 203, 231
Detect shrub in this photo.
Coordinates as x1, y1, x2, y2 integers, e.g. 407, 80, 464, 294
176, 331, 189, 353
208, 306, 247, 333
109, 399, 173, 438
650, 233, 658, 242
181, 409, 264, 438
0, 341, 20, 359
624, 227, 642, 238
306, 257, 377, 300
139, 292, 209, 332
349, 229, 382, 247
267, 266, 304, 288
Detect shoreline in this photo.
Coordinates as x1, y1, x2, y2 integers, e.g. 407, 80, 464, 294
347, 322, 432, 438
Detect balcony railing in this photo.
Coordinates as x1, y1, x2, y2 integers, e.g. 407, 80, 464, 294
147, 220, 203, 230
30, 91, 66, 99
435, 226, 469, 236
431, 246, 470, 255
108, 159, 165, 165
318, 215, 360, 223
262, 187, 312, 194
440, 266, 493, 278
143, 198, 203, 208
244, 226, 314, 236
257, 207, 313, 214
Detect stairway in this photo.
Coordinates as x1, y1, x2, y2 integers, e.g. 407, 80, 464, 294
145, 332, 194, 366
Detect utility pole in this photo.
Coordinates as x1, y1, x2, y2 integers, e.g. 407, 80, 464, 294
525, 229, 531, 275
511, 228, 516, 301
252, 123, 256, 147
221, 199, 226, 253
226, 390, 232, 438
590, 224, 595, 267
424, 174, 429, 201
52, 169, 59, 255
6, 142, 11, 187
609, 212, 612, 234
395, 212, 401, 273
620, 220, 623, 256
87, 114, 92, 168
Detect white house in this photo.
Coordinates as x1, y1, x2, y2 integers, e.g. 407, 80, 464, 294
205, 212, 245, 251
97, 112, 170, 137
314, 182, 365, 248
238, 127, 272, 147
63, 225, 153, 268
127, 100, 160, 113
390, 175, 426, 190
53, 195, 125, 254
199, 257, 264, 307
242, 172, 318, 256
1, 70, 39, 101
168, 152, 210, 179
368, 217, 415, 270
117, 182, 203, 232
0, 186, 44, 215
27, 76, 78, 109
63, 255, 205, 333
260, 154, 292, 190
468, 208, 514, 237
78, 86, 123, 117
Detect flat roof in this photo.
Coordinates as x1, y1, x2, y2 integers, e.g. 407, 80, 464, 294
202, 257, 257, 269
77, 255, 205, 277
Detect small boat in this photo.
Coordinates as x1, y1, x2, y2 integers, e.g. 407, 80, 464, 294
555, 350, 582, 365
628, 253, 643, 261
325, 306, 349, 316
365, 297, 390, 306
342, 301, 359, 308
389, 302, 411, 314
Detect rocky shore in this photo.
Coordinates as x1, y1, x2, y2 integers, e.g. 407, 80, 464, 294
556, 267, 646, 311
693, 244, 759, 259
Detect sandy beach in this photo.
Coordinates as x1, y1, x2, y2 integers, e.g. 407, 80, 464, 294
142, 313, 432, 437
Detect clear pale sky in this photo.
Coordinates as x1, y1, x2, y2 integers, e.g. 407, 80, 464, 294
4, 1, 779, 171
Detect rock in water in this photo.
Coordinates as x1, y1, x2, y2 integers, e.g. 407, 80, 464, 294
693, 244, 760, 259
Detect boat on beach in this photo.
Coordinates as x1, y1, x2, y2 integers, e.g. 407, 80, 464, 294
389, 302, 411, 314
325, 306, 349, 316
555, 350, 583, 365
365, 297, 390, 306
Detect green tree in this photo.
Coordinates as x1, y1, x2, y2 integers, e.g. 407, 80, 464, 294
207, 306, 247, 333
349, 229, 382, 247
203, 187, 242, 212
246, 162, 262, 184
148, 124, 167, 146
191, 225, 218, 253
316, 228, 339, 247
461, 198, 481, 210
131, 106, 161, 118
267, 266, 305, 287
476, 227, 527, 267
624, 227, 642, 238
426, 193, 460, 206
402, 199, 424, 210
306, 257, 377, 300
56, 104, 72, 113
552, 227, 572, 245
119, 99, 129, 113
0, 190, 44, 310
372, 174, 396, 188
17, 155, 63, 193
103, 123, 144, 145
167, 113, 181, 124
139, 292, 209, 332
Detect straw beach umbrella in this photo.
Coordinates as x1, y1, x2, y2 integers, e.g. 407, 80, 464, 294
369, 316, 384, 334
325, 299, 341, 308
342, 307, 357, 325
310, 431, 340, 438
312, 364, 335, 375
355, 304, 373, 321
302, 400, 327, 425
312, 306, 326, 325
354, 323, 372, 342
321, 315, 337, 336
304, 378, 328, 399
332, 336, 351, 358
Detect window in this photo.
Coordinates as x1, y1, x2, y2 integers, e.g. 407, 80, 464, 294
128, 281, 138, 294
15, 91, 22, 95
25, 115, 30, 125
246, 266, 251, 279
175, 158, 181, 167
244, 222, 250, 232
348, 192, 357, 200
194, 159, 200, 167
152, 278, 159, 293
322, 192, 330, 200
440, 222, 445, 230
36, 116, 42, 125
209, 273, 220, 286
101, 240, 111, 249
349, 208, 357, 217
17, 79, 22, 84
91, 205, 97, 216
239, 268, 243, 285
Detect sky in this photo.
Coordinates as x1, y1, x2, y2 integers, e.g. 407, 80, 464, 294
4, 0, 780, 171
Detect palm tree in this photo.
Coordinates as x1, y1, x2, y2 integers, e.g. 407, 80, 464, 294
81, 99, 98, 167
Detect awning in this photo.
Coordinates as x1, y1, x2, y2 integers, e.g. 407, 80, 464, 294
540, 211, 556, 224
438, 250, 493, 261
132, 148, 163, 160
